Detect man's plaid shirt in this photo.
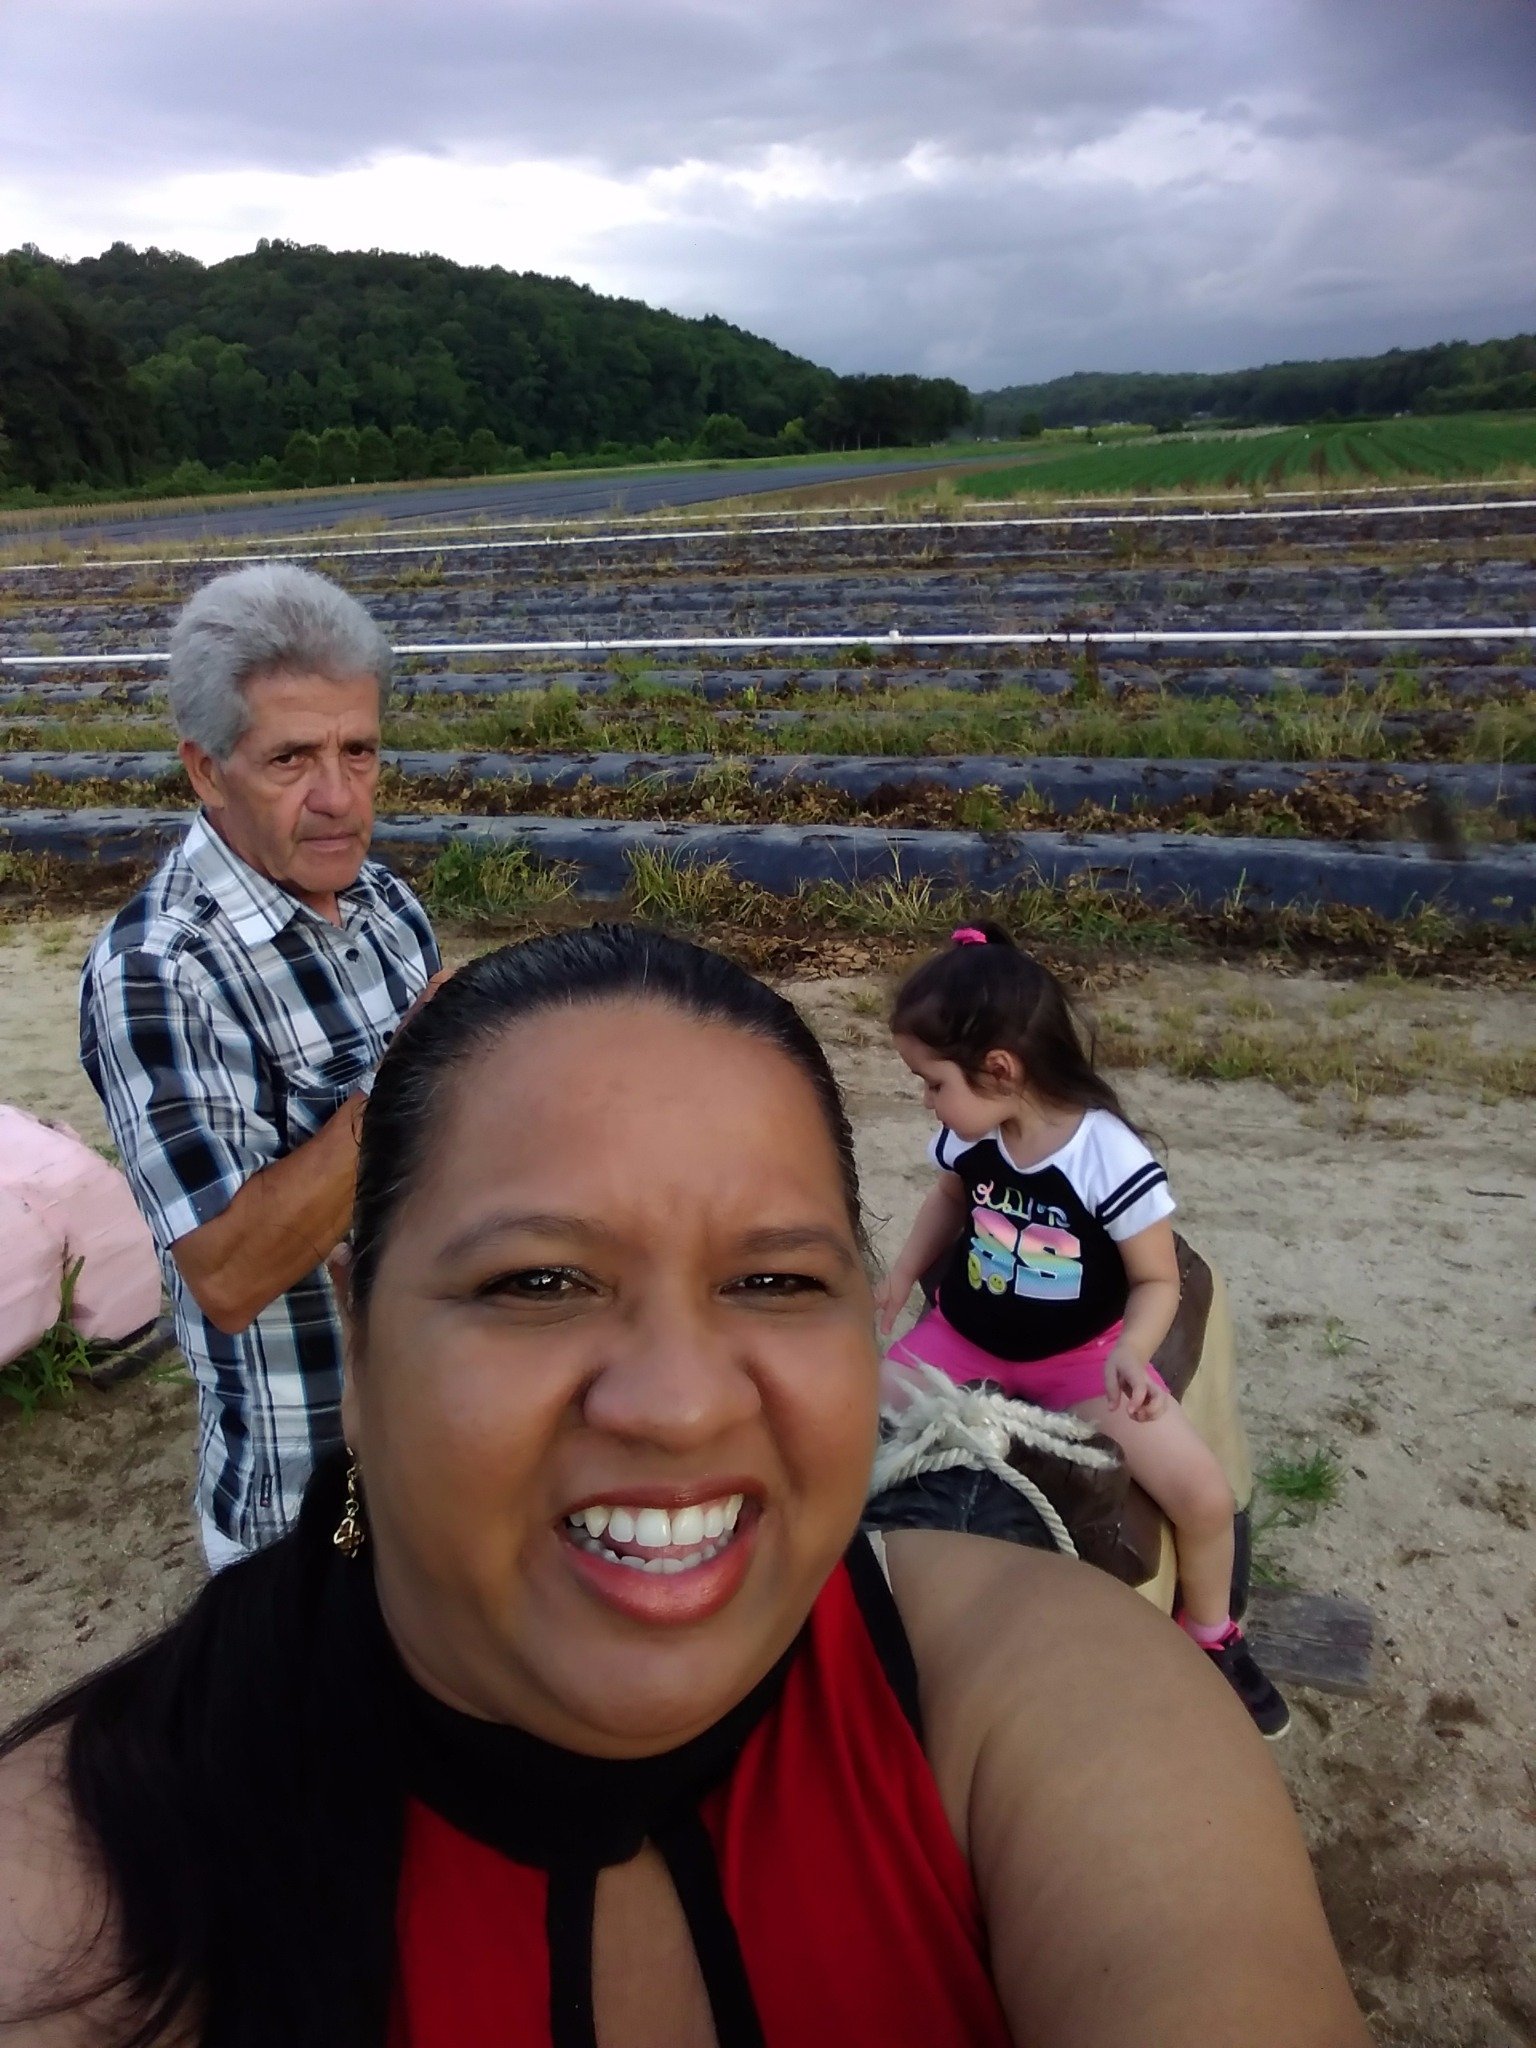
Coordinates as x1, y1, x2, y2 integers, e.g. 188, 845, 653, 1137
80, 813, 439, 1547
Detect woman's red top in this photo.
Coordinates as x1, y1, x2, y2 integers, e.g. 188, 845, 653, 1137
391, 1545, 1013, 2047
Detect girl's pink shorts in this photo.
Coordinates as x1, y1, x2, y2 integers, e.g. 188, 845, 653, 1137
887, 1306, 1168, 1412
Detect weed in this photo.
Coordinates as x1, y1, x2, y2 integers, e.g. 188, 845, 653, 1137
1321, 1317, 1369, 1358
1259, 1447, 1345, 1514
626, 848, 745, 928
0, 1257, 92, 1419
396, 554, 446, 589
955, 784, 1008, 833
420, 840, 574, 920
798, 873, 952, 940
849, 986, 889, 1018
1225, 991, 1277, 1022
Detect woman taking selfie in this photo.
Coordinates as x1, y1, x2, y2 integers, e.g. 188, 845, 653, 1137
0, 926, 1367, 2047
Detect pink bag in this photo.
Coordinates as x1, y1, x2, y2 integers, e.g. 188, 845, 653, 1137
0, 1185, 69, 1366
0, 1106, 163, 1363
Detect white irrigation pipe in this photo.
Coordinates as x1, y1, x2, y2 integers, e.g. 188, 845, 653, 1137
2, 496, 1532, 580
3, 624, 1533, 671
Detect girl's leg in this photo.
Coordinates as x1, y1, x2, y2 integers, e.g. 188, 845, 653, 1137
1073, 1395, 1236, 1627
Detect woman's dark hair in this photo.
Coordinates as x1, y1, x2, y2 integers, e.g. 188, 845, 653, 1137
350, 921, 866, 1306
0, 925, 865, 2048
890, 920, 1143, 1132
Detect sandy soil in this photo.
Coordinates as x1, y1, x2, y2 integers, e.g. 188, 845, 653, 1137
2, 916, 1533, 2045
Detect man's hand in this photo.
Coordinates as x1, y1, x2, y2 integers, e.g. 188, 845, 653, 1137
400, 965, 454, 1030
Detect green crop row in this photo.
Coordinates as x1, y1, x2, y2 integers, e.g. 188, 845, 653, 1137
955, 413, 1536, 500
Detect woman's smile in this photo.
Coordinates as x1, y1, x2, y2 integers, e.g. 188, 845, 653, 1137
558, 1485, 764, 1624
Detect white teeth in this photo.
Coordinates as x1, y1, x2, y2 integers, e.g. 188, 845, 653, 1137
569, 1531, 724, 1572
565, 1494, 749, 1559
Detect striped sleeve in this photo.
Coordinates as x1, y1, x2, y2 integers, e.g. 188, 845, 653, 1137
926, 1126, 970, 1172
81, 944, 281, 1250
1089, 1116, 1176, 1242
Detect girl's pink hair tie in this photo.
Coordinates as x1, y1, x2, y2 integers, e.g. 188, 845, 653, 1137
951, 927, 988, 945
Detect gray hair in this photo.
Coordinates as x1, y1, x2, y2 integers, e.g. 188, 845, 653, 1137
167, 563, 393, 759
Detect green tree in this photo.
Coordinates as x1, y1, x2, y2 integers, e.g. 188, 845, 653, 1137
694, 412, 760, 457
0, 252, 150, 488
315, 423, 359, 484
355, 423, 394, 481
281, 429, 319, 485
426, 425, 462, 474
391, 422, 430, 477
463, 426, 501, 473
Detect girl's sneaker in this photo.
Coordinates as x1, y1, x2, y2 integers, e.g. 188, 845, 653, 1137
1200, 1626, 1291, 1740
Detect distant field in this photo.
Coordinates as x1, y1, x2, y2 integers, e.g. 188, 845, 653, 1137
955, 413, 1536, 500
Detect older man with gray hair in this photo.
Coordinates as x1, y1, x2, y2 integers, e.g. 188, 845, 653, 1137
81, 564, 441, 1566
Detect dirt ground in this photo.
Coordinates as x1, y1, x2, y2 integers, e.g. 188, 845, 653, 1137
1, 915, 1533, 2046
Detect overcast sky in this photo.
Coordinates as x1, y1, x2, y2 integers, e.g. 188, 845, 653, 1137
3, 0, 1533, 389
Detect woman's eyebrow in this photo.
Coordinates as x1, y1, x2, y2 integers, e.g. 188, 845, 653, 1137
736, 1226, 859, 1270
437, 1211, 612, 1261
435, 1217, 856, 1268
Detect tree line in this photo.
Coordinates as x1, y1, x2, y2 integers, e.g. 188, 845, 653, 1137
0, 242, 971, 498
976, 333, 1536, 435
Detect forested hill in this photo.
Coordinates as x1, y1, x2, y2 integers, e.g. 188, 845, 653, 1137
1, 241, 971, 494
978, 333, 1536, 433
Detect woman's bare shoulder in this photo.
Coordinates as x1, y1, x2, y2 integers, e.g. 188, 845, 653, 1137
0, 1730, 129, 2045
880, 1531, 1370, 2046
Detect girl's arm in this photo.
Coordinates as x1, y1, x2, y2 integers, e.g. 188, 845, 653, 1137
889, 1532, 1372, 2048
1106, 1217, 1181, 1415
875, 1172, 969, 1333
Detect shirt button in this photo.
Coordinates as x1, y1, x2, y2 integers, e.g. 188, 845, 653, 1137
346, 948, 359, 961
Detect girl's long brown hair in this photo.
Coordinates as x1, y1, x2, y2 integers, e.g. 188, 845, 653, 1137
890, 921, 1150, 1138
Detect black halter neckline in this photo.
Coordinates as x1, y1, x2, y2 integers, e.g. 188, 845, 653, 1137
347, 1562, 799, 1871
338, 1554, 799, 2048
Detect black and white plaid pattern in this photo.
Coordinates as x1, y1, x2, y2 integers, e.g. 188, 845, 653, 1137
80, 813, 439, 1547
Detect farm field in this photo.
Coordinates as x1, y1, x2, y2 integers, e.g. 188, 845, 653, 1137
3, 480, 1535, 941
957, 412, 1536, 500
0, 443, 1010, 550
2, 471, 1535, 2042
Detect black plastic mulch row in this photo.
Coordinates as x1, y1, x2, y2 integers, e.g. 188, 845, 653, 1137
5, 808, 1533, 922
2, 750, 1530, 818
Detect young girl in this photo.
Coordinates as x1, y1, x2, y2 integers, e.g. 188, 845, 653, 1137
876, 922, 1289, 1739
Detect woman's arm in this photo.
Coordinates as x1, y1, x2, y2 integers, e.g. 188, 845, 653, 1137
887, 1532, 1371, 2048
875, 1173, 969, 1332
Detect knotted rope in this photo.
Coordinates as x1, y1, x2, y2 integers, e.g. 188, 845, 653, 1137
870, 1360, 1119, 1561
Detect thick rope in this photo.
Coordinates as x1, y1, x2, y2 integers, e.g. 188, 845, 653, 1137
870, 1361, 1120, 1561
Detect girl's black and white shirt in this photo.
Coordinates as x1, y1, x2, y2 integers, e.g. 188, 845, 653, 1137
927, 1111, 1175, 1361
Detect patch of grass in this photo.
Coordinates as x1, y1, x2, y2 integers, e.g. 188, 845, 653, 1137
419, 840, 575, 920
0, 849, 52, 889
1259, 1447, 1346, 1513
626, 849, 746, 929
849, 986, 888, 1017
0, 1258, 92, 1419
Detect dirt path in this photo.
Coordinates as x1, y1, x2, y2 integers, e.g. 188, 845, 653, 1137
2, 919, 1532, 2044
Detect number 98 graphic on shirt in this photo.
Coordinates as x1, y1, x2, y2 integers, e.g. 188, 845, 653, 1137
966, 1203, 1083, 1302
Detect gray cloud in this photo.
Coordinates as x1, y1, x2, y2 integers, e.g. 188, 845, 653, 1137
2, 0, 1533, 385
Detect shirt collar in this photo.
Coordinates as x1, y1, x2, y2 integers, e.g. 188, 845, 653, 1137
180, 811, 379, 946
